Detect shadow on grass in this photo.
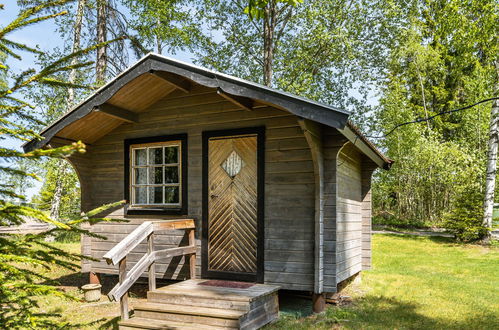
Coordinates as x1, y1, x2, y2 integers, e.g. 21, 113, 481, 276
269, 295, 499, 330
379, 233, 458, 245
97, 316, 119, 330
344, 295, 498, 330
43, 272, 150, 298
278, 291, 313, 318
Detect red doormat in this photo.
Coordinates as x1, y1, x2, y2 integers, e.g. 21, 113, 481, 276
199, 280, 254, 289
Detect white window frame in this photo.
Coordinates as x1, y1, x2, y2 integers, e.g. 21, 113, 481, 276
129, 140, 182, 208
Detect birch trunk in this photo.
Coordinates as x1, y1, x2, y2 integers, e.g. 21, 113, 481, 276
50, 161, 64, 221
263, 1, 276, 86
67, 0, 86, 108
96, 0, 107, 82
482, 60, 499, 236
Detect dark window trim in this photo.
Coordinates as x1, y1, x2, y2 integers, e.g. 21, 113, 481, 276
201, 126, 265, 283
124, 134, 188, 216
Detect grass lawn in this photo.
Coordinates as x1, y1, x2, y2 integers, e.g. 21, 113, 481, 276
269, 234, 499, 329
33, 242, 148, 329
37, 235, 498, 329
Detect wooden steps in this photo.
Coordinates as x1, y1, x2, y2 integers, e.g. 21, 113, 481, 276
119, 279, 280, 330
119, 318, 222, 330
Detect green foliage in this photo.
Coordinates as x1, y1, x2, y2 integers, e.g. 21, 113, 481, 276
195, 0, 399, 118
444, 183, 489, 242
32, 160, 80, 219
245, 0, 302, 19
372, 0, 498, 235
123, 0, 206, 55
0, 2, 123, 328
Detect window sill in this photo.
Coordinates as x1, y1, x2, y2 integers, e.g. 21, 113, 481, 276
125, 205, 186, 216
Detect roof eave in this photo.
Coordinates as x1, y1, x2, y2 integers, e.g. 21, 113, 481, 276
339, 121, 393, 170
24, 53, 349, 152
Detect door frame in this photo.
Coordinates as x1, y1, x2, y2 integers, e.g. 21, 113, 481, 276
201, 126, 265, 283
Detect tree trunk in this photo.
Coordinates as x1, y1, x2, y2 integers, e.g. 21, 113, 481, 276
263, 1, 276, 86
67, 0, 86, 108
96, 0, 107, 83
482, 60, 499, 238
50, 160, 67, 221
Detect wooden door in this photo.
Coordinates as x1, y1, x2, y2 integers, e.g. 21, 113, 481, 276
203, 131, 262, 281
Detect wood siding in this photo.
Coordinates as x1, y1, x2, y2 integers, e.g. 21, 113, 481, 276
361, 159, 377, 270
335, 143, 363, 284
72, 84, 317, 291
322, 130, 347, 292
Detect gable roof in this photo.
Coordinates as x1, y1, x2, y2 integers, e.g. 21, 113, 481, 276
23, 53, 391, 168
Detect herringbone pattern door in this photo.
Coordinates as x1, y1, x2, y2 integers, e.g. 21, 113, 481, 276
207, 135, 258, 274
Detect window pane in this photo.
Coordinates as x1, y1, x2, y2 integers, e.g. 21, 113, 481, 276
164, 146, 178, 164
149, 147, 163, 164
149, 167, 163, 184
165, 186, 179, 204
134, 168, 147, 184
165, 166, 179, 183
134, 186, 147, 204
134, 149, 147, 165
149, 186, 163, 204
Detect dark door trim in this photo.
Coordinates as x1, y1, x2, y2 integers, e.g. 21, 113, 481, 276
201, 126, 265, 283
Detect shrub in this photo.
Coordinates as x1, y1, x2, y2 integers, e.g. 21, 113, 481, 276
444, 184, 489, 242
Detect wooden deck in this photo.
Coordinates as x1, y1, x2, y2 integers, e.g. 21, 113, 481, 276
119, 279, 280, 329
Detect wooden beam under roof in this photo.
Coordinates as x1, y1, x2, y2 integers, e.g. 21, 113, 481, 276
217, 88, 253, 111
151, 70, 190, 93
93, 104, 139, 123
298, 119, 324, 297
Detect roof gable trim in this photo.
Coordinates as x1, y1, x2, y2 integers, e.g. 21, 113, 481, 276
24, 54, 350, 152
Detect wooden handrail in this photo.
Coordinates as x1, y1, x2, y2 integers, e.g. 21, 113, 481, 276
103, 219, 196, 320
103, 222, 153, 265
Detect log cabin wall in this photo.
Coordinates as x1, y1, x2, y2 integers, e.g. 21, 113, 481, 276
335, 142, 363, 284
323, 129, 345, 292
73, 84, 319, 291
361, 158, 377, 270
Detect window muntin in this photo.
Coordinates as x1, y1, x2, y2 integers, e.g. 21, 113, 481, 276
130, 141, 181, 207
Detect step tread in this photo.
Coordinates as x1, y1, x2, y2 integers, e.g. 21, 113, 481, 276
134, 302, 247, 319
119, 317, 227, 330
151, 279, 280, 303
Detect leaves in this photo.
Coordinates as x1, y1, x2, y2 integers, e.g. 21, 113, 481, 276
372, 0, 497, 234
0, 2, 124, 328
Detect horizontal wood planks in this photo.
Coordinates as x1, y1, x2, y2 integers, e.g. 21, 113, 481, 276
73, 82, 316, 291
335, 143, 363, 284
361, 158, 377, 270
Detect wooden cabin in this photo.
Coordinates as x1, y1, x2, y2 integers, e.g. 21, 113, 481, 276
24, 54, 391, 317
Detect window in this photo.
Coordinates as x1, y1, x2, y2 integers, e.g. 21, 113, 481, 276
125, 135, 187, 214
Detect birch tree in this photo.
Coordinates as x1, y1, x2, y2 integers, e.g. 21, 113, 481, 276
483, 61, 499, 236
50, 0, 87, 222
0, 2, 119, 326
373, 0, 498, 241
196, 0, 396, 117
96, 0, 107, 82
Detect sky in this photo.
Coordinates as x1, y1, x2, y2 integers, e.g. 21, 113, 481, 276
2, 2, 379, 200
1, 2, 197, 199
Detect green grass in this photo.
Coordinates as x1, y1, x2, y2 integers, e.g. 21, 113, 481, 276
268, 234, 499, 329
36, 236, 499, 329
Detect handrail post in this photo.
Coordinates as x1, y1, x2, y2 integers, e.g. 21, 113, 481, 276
119, 257, 129, 320
188, 229, 196, 279
148, 233, 156, 291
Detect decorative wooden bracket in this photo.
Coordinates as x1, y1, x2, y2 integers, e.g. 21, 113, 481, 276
217, 88, 253, 111
151, 70, 190, 93
93, 104, 139, 123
